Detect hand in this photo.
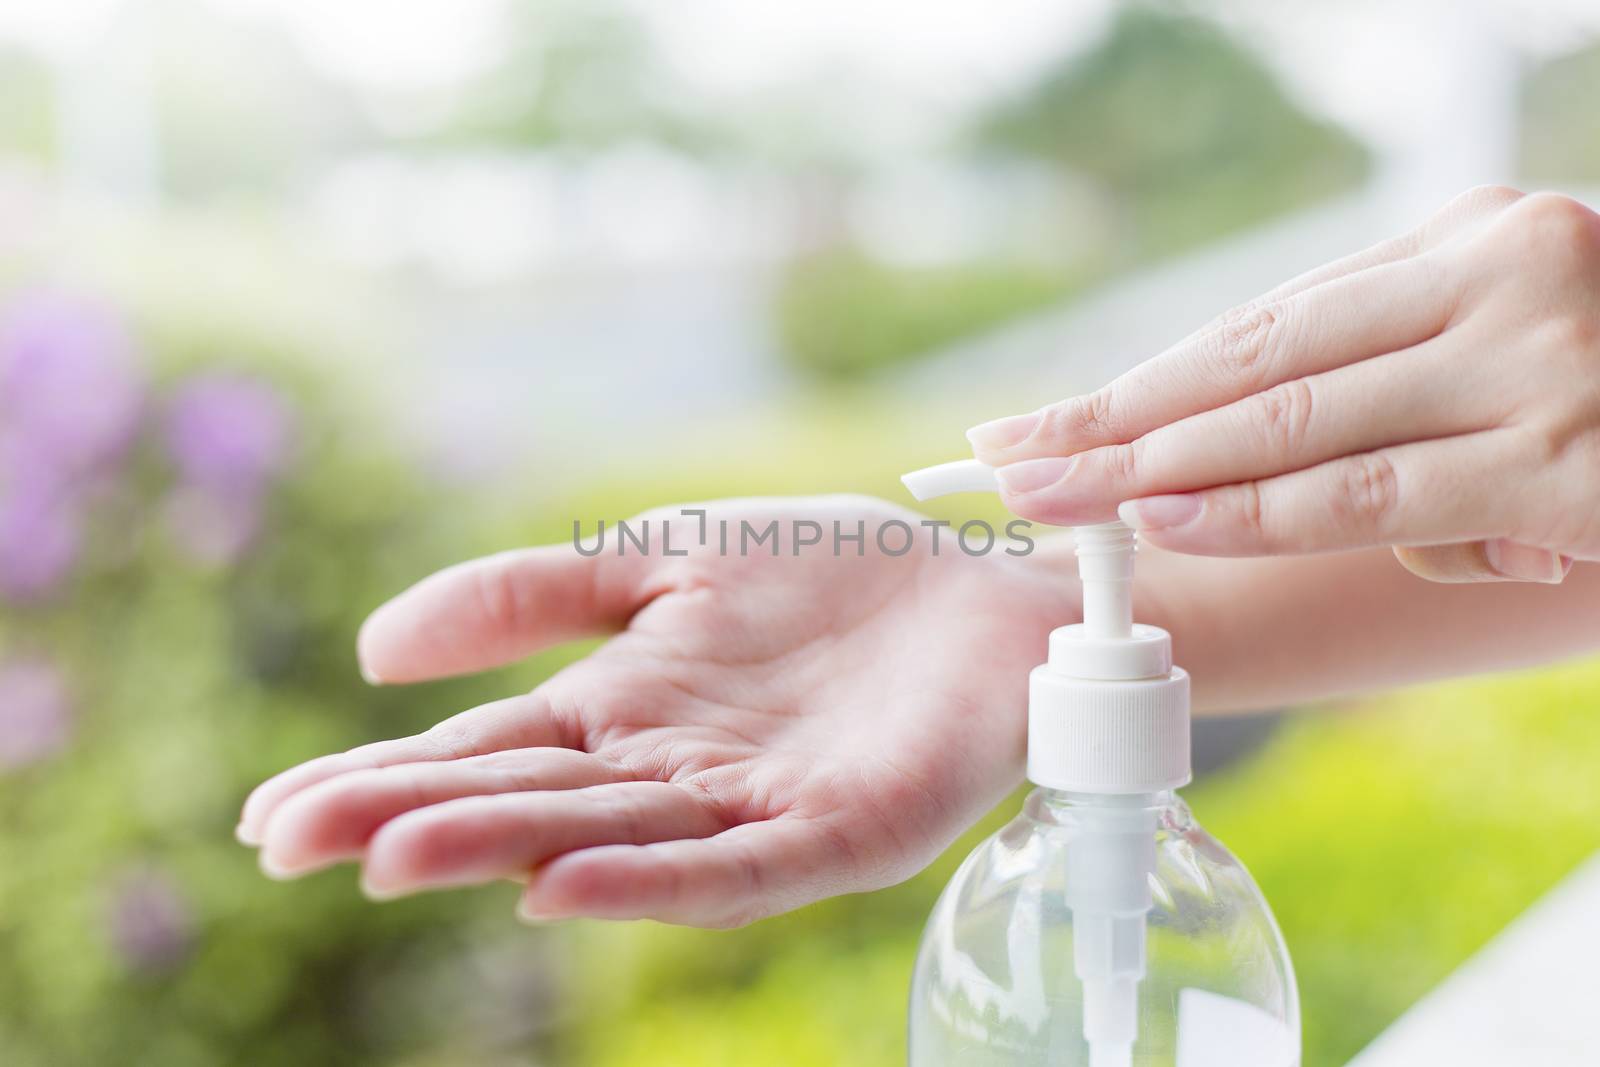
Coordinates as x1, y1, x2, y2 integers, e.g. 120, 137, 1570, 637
236, 498, 1073, 927
968, 186, 1600, 584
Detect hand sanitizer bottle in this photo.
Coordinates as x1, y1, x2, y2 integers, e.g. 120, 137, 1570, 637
902, 460, 1299, 1067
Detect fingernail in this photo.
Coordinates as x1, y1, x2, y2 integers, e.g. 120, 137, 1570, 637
259, 851, 303, 881
235, 822, 261, 847
996, 456, 1074, 494
359, 662, 384, 686
360, 876, 406, 902
1561, 555, 1575, 578
516, 898, 566, 924
1485, 539, 1564, 584
1118, 495, 1201, 531
966, 411, 1041, 452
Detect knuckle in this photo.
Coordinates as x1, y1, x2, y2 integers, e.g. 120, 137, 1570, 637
1428, 185, 1524, 247
1046, 389, 1120, 442
1237, 481, 1267, 541
1250, 379, 1316, 453
1447, 183, 1525, 220
421, 718, 485, 761
1331, 452, 1400, 532
674, 767, 751, 826
1499, 193, 1600, 270
1211, 302, 1282, 384
1099, 440, 1142, 485
1514, 191, 1598, 235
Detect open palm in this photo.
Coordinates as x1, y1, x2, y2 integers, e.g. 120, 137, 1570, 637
237, 497, 1074, 927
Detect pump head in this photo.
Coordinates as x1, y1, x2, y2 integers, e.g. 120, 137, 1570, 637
901, 458, 1191, 794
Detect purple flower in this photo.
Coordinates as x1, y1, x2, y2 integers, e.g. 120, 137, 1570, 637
0, 289, 143, 479
162, 374, 295, 565
0, 289, 144, 600
0, 654, 73, 770
164, 375, 294, 494
104, 863, 194, 974
0, 472, 80, 601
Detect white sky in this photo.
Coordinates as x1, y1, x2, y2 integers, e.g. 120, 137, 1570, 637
3, 0, 1599, 158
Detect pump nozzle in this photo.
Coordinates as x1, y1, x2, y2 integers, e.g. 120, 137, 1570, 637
900, 458, 1000, 500
901, 459, 1139, 641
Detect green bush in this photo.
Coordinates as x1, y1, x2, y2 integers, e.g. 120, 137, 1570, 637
1521, 42, 1600, 182
773, 8, 1371, 384
775, 250, 1081, 382
0, 294, 567, 1066
977, 7, 1369, 260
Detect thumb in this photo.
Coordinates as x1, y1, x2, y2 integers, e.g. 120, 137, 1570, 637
1392, 540, 1571, 585
358, 543, 658, 684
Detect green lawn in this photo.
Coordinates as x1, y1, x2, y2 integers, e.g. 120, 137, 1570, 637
568, 658, 1600, 1067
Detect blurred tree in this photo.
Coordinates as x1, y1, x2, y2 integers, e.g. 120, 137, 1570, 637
776, 6, 1368, 383
442, 0, 717, 153
777, 249, 1087, 382
149, 3, 372, 202
1520, 41, 1600, 182
977, 6, 1368, 260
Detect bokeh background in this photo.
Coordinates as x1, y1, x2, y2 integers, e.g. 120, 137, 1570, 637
3, 1, 1600, 1064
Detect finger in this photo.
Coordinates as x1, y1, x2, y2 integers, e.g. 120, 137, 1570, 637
998, 338, 1494, 525
256, 748, 630, 878
1117, 432, 1522, 556
1391, 543, 1503, 583
1254, 184, 1523, 305
970, 254, 1458, 465
358, 781, 728, 899
358, 544, 662, 685
1394, 541, 1571, 584
519, 817, 867, 928
1481, 540, 1573, 583
238, 690, 580, 844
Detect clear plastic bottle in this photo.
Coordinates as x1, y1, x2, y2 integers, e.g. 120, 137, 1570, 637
908, 788, 1298, 1067
900, 460, 1300, 1067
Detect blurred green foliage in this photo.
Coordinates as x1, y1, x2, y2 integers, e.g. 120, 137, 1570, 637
978, 8, 1368, 260
150, 8, 369, 202
0, 326, 575, 1065
1521, 41, 1600, 182
442, 0, 719, 155
776, 251, 1087, 381
775, 7, 1370, 382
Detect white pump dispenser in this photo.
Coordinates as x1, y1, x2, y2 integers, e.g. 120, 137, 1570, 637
902, 459, 1297, 1067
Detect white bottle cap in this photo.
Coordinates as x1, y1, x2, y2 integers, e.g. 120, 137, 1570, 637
901, 460, 1191, 794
